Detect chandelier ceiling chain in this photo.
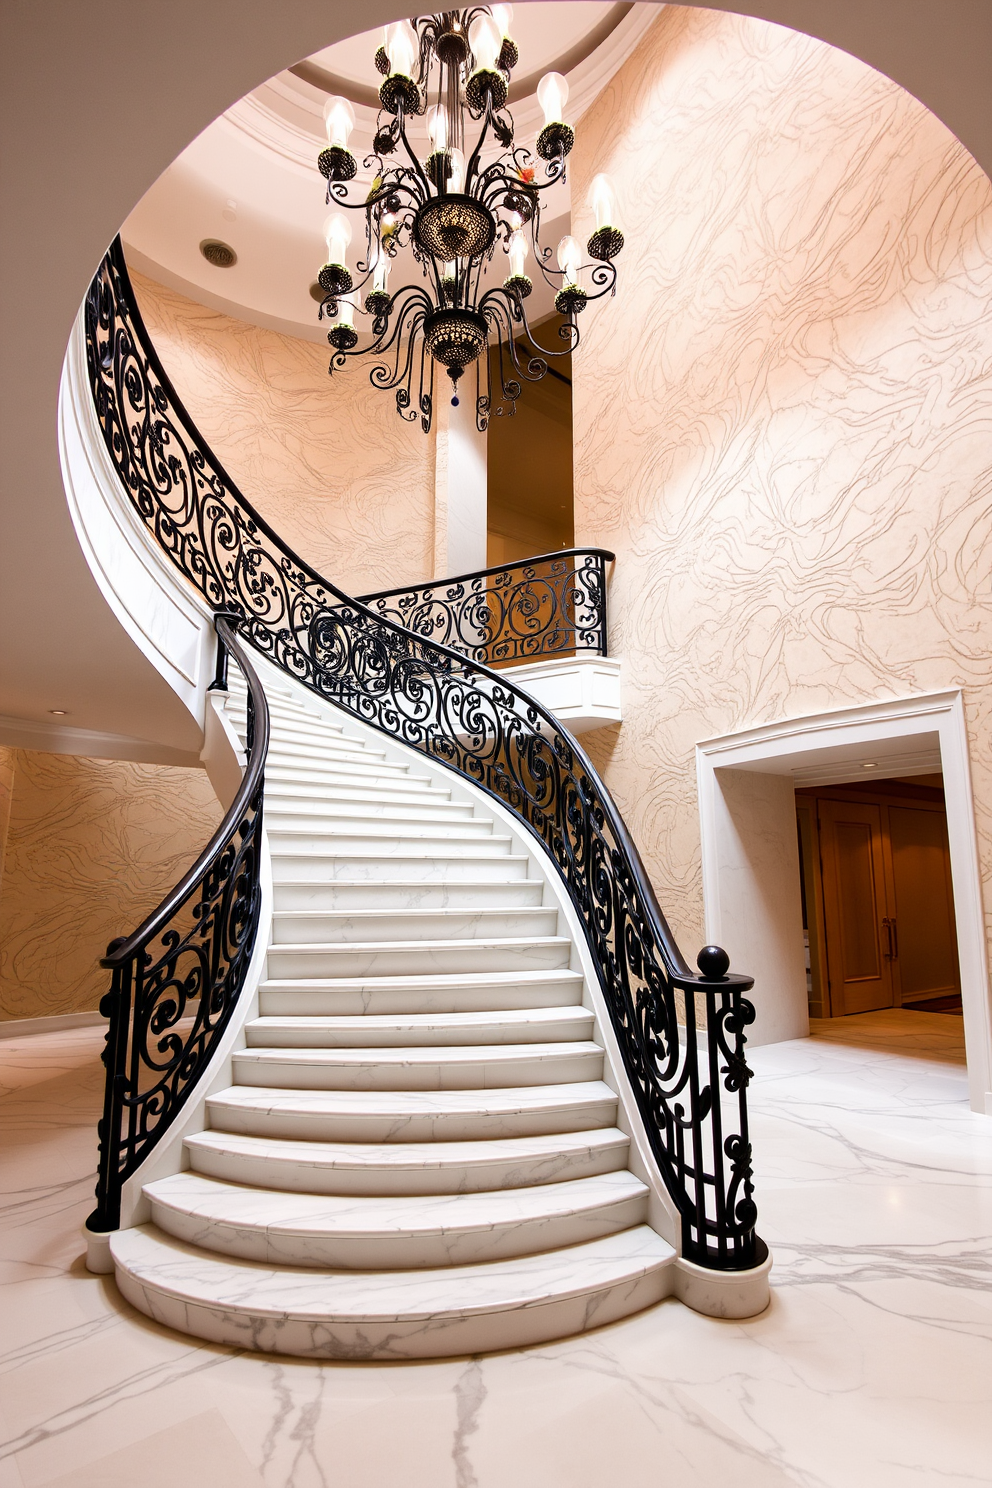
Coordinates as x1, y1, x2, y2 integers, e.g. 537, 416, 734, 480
313, 7, 624, 433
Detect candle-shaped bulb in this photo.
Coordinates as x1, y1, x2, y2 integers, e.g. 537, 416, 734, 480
537, 72, 568, 126
469, 13, 501, 72
508, 229, 528, 279
447, 147, 465, 194
557, 234, 581, 287
385, 18, 417, 78
491, 4, 514, 37
323, 96, 355, 148
372, 248, 391, 295
323, 211, 352, 266
591, 174, 618, 231
427, 104, 449, 152
335, 294, 356, 330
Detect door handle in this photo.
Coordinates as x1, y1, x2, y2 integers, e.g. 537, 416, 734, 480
882, 918, 895, 959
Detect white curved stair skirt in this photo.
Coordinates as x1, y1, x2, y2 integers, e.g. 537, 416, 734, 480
108, 664, 762, 1358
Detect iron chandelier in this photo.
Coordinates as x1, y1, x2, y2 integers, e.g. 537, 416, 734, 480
314, 7, 624, 433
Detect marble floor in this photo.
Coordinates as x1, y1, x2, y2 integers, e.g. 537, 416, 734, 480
1, 1011, 989, 1488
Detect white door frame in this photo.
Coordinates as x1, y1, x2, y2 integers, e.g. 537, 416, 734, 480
696, 690, 992, 1115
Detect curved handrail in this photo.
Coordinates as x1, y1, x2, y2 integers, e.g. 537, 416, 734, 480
358, 548, 615, 667
87, 612, 269, 1233
85, 237, 762, 1270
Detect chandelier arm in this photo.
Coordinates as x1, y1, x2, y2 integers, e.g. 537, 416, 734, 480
370, 302, 427, 397
463, 89, 496, 197
364, 285, 435, 361
393, 99, 433, 200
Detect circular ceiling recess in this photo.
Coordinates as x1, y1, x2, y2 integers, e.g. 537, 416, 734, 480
200, 239, 238, 268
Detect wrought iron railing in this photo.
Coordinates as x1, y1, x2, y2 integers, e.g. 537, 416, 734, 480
358, 549, 614, 668
87, 613, 268, 1234
84, 237, 763, 1270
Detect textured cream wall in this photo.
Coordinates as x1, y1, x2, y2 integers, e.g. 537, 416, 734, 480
0, 751, 221, 1021
130, 270, 437, 597
571, 7, 992, 957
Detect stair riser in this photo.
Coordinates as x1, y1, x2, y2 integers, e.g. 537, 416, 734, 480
267, 742, 389, 764
271, 881, 544, 912
258, 979, 584, 1016
270, 909, 558, 944
270, 855, 529, 884
266, 776, 446, 802
112, 1233, 675, 1361
186, 1137, 629, 1196
268, 819, 494, 841
265, 800, 475, 824
205, 1094, 619, 1143
265, 759, 415, 783
265, 941, 571, 979
231, 1048, 604, 1090
244, 1012, 594, 1048
267, 834, 506, 859
148, 1191, 648, 1270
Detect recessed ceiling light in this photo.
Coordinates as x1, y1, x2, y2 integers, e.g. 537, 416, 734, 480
200, 239, 237, 268
309, 281, 327, 303
49, 709, 67, 716
862, 762, 877, 769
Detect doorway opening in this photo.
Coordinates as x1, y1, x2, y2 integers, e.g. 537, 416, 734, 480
796, 774, 961, 1020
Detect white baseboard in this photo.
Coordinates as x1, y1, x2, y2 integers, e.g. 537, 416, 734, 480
0, 1010, 104, 1039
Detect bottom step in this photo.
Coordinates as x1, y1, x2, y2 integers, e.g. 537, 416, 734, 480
111, 1223, 676, 1359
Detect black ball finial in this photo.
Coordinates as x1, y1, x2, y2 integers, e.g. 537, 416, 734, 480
697, 945, 730, 980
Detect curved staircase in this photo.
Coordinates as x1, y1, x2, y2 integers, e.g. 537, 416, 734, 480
111, 666, 676, 1358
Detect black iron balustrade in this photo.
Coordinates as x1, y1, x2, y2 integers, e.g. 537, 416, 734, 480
86, 613, 269, 1234
358, 548, 614, 668
84, 236, 764, 1270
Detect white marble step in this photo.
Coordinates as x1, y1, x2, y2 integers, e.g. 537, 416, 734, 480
268, 816, 494, 843
232, 1040, 604, 1090
270, 906, 558, 944
267, 745, 395, 773
185, 1126, 629, 1195
271, 879, 545, 912
267, 830, 509, 860
245, 1006, 595, 1049
265, 759, 430, 788
266, 774, 450, 805
111, 1224, 676, 1359
269, 852, 530, 884
265, 796, 474, 824
265, 935, 572, 980
259, 968, 584, 1016
207, 1081, 619, 1142
144, 1169, 648, 1268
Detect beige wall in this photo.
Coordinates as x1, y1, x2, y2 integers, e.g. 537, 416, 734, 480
130, 269, 437, 597
0, 751, 221, 1021
572, 7, 992, 958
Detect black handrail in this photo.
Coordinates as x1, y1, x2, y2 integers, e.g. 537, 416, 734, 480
358, 548, 615, 667
85, 238, 763, 1270
87, 613, 269, 1233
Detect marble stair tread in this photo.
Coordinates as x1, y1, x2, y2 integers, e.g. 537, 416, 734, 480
266, 831, 511, 856
184, 1127, 630, 1194
207, 1080, 619, 1141
264, 798, 475, 823
264, 937, 573, 979
268, 818, 495, 841
270, 879, 546, 911
245, 1005, 595, 1047
110, 1224, 676, 1358
143, 1169, 649, 1267
231, 1041, 604, 1090
258, 967, 585, 1015
265, 772, 447, 801
270, 906, 558, 943
269, 852, 531, 883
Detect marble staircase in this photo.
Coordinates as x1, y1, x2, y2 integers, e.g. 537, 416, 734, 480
110, 670, 676, 1358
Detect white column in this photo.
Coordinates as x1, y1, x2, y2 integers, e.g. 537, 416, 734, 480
433, 385, 487, 578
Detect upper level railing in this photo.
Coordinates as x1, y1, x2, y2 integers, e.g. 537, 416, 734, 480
359, 549, 614, 668
88, 613, 268, 1233
85, 237, 763, 1271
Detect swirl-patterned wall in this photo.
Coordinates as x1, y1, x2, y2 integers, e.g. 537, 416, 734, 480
0, 751, 221, 1021
571, 7, 992, 957
129, 269, 437, 597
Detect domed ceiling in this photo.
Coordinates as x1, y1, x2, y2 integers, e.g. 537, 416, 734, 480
122, 3, 657, 341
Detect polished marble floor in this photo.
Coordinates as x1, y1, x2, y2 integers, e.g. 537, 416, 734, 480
1, 1010, 989, 1488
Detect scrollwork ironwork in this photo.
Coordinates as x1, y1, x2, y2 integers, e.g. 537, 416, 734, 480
87, 613, 268, 1234
358, 548, 613, 667
85, 240, 763, 1270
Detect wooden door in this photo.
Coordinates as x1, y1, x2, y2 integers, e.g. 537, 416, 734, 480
886, 805, 960, 1003
817, 799, 895, 1015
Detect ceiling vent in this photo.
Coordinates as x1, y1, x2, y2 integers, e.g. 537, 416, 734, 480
199, 239, 237, 268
